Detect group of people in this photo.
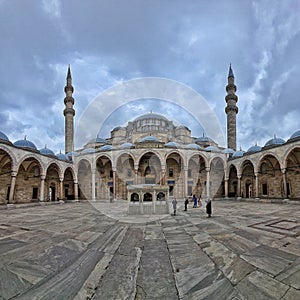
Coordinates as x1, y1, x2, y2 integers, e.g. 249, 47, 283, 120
172, 194, 212, 217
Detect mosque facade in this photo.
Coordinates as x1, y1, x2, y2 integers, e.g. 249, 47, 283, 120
0, 66, 300, 205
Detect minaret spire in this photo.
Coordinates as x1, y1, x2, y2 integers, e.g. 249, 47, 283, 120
225, 64, 238, 151
63, 64, 75, 154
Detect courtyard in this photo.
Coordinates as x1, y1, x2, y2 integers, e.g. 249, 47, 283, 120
0, 200, 299, 300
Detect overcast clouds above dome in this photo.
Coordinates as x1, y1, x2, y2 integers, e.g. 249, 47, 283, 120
0, 0, 300, 153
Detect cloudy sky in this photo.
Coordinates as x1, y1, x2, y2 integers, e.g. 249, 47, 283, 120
1, 0, 300, 153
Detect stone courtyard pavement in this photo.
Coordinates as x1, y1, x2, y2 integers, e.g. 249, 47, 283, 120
0, 200, 299, 300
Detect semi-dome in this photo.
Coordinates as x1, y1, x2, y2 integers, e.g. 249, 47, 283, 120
112, 126, 126, 131
120, 142, 135, 149
185, 143, 201, 150
39, 146, 55, 156
134, 113, 169, 122
140, 136, 160, 143
290, 130, 300, 140
165, 141, 179, 148
14, 137, 37, 150
247, 144, 262, 153
0, 131, 9, 142
232, 150, 245, 158
56, 152, 69, 161
99, 145, 113, 151
264, 136, 285, 147
176, 125, 190, 131
205, 146, 220, 152
222, 148, 234, 154
82, 148, 96, 154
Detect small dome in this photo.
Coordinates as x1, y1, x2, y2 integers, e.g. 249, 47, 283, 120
39, 146, 55, 156
134, 113, 169, 122
82, 148, 96, 154
205, 146, 220, 152
56, 152, 69, 161
185, 143, 201, 150
290, 130, 300, 140
247, 145, 262, 153
14, 138, 37, 150
264, 137, 285, 147
0, 131, 9, 142
232, 150, 245, 158
176, 125, 190, 131
195, 136, 213, 143
120, 142, 135, 149
165, 141, 179, 148
99, 145, 113, 151
67, 151, 78, 157
96, 137, 107, 143
140, 136, 160, 143
222, 148, 235, 154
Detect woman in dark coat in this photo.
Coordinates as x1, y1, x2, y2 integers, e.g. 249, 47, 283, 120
206, 198, 212, 217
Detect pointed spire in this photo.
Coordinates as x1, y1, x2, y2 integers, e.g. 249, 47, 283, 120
228, 63, 234, 78
67, 64, 72, 80
24, 135, 27, 140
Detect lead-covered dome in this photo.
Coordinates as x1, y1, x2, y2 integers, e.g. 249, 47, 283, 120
140, 136, 160, 143
120, 142, 134, 149
39, 146, 55, 156
99, 145, 113, 151
56, 152, 69, 161
82, 147, 96, 154
0, 131, 9, 142
14, 137, 37, 150
205, 146, 220, 152
264, 137, 285, 147
195, 136, 213, 143
165, 141, 179, 148
185, 143, 201, 150
96, 136, 107, 144
290, 130, 300, 140
222, 148, 234, 154
247, 144, 262, 153
134, 113, 169, 122
232, 150, 245, 158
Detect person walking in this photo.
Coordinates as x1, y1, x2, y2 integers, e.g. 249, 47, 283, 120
184, 198, 189, 211
172, 198, 177, 216
206, 198, 212, 217
198, 195, 202, 207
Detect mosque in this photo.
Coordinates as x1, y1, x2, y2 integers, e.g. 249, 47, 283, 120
0, 65, 300, 206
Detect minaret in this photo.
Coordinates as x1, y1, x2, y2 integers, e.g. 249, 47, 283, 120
225, 64, 238, 151
63, 64, 75, 154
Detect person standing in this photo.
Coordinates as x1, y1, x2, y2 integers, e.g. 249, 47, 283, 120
184, 198, 189, 211
193, 194, 197, 208
198, 195, 202, 207
172, 198, 177, 216
206, 198, 212, 217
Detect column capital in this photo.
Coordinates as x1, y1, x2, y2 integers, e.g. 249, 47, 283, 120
59, 176, 64, 182
205, 167, 210, 172
11, 171, 17, 177
281, 168, 286, 174
237, 174, 242, 179
41, 175, 46, 180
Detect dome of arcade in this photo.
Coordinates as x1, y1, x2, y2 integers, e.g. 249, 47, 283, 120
120, 142, 135, 149
39, 146, 55, 156
56, 152, 69, 161
185, 143, 201, 150
165, 141, 179, 148
232, 149, 245, 158
205, 146, 220, 152
99, 145, 113, 151
289, 130, 300, 140
0, 131, 10, 142
82, 147, 96, 154
222, 148, 234, 154
14, 137, 37, 150
247, 144, 262, 153
264, 136, 285, 147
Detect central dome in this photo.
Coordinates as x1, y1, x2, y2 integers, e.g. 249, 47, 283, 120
134, 113, 169, 122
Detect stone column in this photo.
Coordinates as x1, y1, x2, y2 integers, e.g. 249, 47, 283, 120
224, 178, 229, 198
74, 181, 79, 201
237, 174, 241, 199
113, 170, 116, 200
59, 177, 64, 201
281, 169, 288, 199
39, 175, 46, 202
8, 171, 17, 204
184, 167, 188, 197
255, 172, 259, 199
134, 165, 138, 184
91, 170, 96, 201
206, 167, 210, 199
161, 167, 166, 185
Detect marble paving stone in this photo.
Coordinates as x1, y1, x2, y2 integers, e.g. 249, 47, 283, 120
135, 239, 178, 299
0, 267, 32, 299
236, 270, 290, 300
276, 258, 300, 289
283, 287, 300, 300
0, 238, 27, 255
241, 244, 298, 276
